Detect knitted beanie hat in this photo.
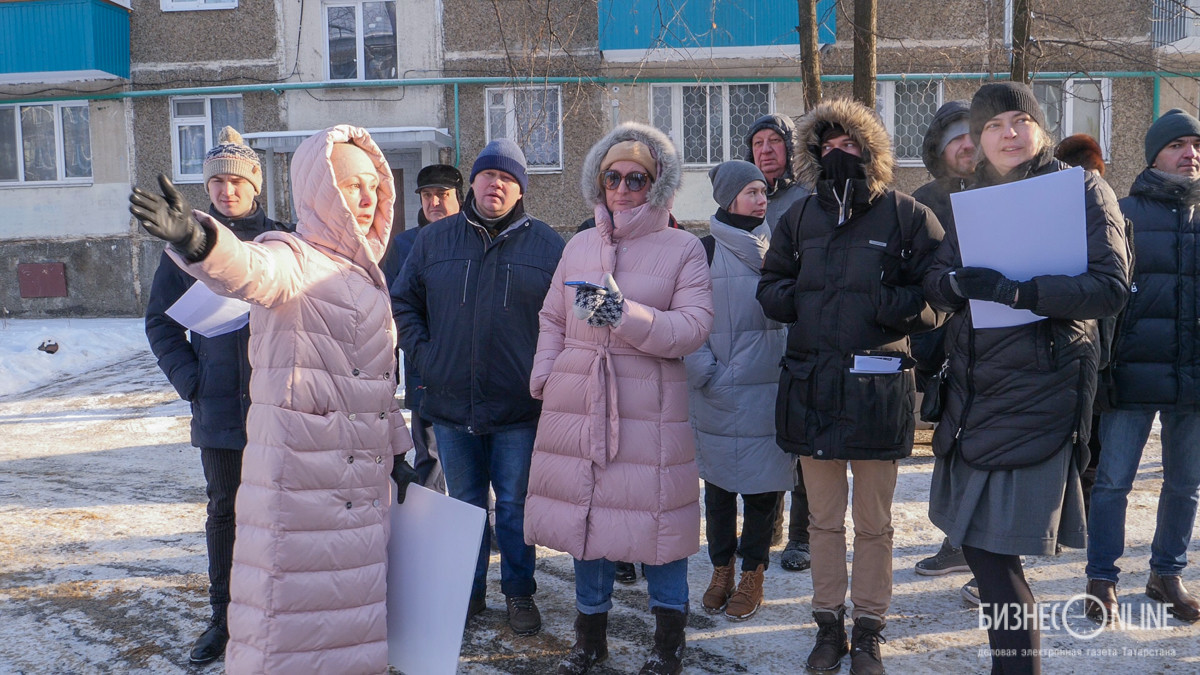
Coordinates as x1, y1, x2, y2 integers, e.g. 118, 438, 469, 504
968, 82, 1047, 141
600, 140, 658, 180
708, 160, 766, 210
1144, 108, 1200, 166
203, 126, 262, 194
470, 139, 528, 193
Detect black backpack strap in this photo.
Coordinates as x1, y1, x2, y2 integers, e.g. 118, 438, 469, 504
894, 192, 916, 262
700, 234, 716, 266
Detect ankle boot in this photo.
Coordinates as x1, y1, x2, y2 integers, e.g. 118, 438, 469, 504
557, 611, 608, 675
724, 564, 765, 621
849, 614, 886, 675
806, 606, 848, 672
702, 562, 736, 614
1146, 571, 1200, 622
1085, 578, 1118, 624
638, 607, 686, 675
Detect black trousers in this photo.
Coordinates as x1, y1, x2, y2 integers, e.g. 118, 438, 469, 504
705, 482, 779, 571
963, 545, 1041, 675
409, 410, 443, 490
773, 460, 810, 544
200, 447, 243, 622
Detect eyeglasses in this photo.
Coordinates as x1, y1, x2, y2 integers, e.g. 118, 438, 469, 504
601, 170, 652, 193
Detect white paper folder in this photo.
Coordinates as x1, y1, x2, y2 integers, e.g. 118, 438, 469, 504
387, 484, 487, 675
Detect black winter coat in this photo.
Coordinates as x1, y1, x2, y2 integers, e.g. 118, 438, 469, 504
381, 225, 425, 411
923, 155, 1131, 469
391, 198, 565, 433
144, 205, 292, 450
1107, 169, 1200, 411
757, 183, 944, 460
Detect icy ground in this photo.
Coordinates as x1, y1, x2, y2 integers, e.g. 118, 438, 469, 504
0, 318, 1196, 673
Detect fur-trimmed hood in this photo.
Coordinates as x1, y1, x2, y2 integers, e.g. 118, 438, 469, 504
795, 98, 894, 200
581, 122, 682, 211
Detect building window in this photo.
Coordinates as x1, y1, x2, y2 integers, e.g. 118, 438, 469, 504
160, 0, 238, 11
325, 1, 397, 81
1033, 78, 1111, 158
651, 83, 772, 166
485, 86, 563, 173
0, 102, 92, 185
877, 80, 942, 166
170, 96, 244, 183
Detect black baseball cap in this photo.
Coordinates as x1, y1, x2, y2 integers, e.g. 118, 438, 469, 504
415, 164, 464, 199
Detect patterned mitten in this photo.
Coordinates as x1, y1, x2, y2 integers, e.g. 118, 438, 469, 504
588, 273, 625, 327
573, 285, 606, 322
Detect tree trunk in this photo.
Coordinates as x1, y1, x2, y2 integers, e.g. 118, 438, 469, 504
798, 0, 822, 109
852, 0, 876, 108
1010, 0, 1031, 83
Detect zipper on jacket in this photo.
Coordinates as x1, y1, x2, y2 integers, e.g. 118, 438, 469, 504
461, 260, 472, 305
503, 264, 512, 309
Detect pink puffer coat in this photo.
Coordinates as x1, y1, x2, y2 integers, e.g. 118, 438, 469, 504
167, 125, 412, 675
524, 122, 713, 565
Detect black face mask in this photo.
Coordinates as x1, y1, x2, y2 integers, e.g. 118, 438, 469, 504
820, 148, 866, 185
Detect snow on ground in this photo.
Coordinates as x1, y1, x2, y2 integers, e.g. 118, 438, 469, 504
0, 318, 1196, 673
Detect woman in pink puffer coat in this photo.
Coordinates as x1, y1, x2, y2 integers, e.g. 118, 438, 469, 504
129, 125, 414, 675
524, 123, 713, 675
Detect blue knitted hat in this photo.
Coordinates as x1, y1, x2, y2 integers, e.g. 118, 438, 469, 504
1145, 109, 1200, 166
470, 139, 528, 193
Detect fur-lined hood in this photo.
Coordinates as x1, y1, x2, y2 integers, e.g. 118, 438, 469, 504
581, 122, 682, 211
795, 98, 894, 200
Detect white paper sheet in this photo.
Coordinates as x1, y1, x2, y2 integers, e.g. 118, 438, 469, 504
164, 281, 251, 338
387, 484, 487, 675
851, 354, 902, 373
950, 167, 1089, 328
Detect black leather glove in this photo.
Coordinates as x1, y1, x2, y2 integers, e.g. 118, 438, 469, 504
129, 174, 210, 261
391, 458, 419, 504
947, 267, 1020, 306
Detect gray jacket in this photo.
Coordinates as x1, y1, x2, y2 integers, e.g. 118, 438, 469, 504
686, 215, 796, 494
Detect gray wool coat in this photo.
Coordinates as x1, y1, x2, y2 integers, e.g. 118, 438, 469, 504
686, 216, 797, 495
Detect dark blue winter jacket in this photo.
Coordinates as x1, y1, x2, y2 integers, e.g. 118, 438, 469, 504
381, 225, 424, 410
391, 197, 564, 433
1108, 169, 1200, 411
145, 205, 292, 450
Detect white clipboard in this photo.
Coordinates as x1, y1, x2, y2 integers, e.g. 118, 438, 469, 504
387, 484, 487, 675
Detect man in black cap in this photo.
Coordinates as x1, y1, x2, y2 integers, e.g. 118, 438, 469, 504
381, 163, 464, 492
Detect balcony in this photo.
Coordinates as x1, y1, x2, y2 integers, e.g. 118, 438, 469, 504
598, 0, 835, 61
0, 0, 130, 83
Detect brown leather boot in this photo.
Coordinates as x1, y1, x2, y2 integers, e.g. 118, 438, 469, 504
806, 606, 849, 672
701, 562, 735, 614
724, 565, 764, 621
1146, 571, 1200, 622
557, 611, 608, 675
1085, 578, 1118, 625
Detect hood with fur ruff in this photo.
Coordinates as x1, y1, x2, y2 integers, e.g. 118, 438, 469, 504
795, 98, 895, 201
581, 122, 682, 211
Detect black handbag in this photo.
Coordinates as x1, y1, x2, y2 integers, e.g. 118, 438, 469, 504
920, 357, 949, 423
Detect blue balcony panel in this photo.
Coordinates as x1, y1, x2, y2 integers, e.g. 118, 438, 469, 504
0, 0, 130, 80
598, 0, 835, 53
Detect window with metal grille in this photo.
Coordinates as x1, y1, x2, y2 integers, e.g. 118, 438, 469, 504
485, 86, 563, 172
0, 101, 92, 185
1033, 78, 1111, 158
325, 1, 397, 81
877, 80, 942, 167
169, 96, 244, 183
651, 83, 772, 166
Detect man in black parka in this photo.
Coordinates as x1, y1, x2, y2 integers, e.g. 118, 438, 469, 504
144, 127, 291, 665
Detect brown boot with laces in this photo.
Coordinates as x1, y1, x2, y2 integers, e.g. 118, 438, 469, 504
701, 562, 735, 614
724, 564, 765, 621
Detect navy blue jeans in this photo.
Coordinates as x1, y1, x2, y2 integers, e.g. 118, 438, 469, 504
574, 557, 689, 614
1086, 410, 1200, 582
434, 424, 537, 598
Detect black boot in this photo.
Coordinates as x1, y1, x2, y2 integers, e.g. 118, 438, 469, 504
849, 614, 887, 675
806, 606, 848, 671
638, 607, 686, 675
558, 611, 609, 675
188, 609, 229, 665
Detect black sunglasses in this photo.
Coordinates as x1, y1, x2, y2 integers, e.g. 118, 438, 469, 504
601, 170, 652, 193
